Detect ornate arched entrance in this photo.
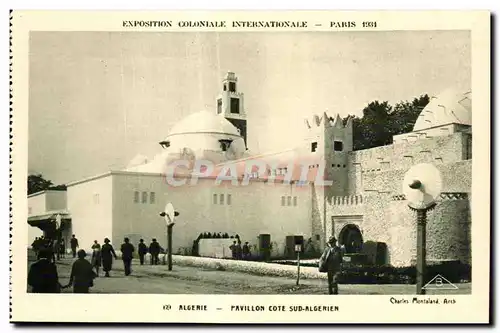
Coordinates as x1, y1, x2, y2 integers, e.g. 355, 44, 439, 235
339, 224, 363, 253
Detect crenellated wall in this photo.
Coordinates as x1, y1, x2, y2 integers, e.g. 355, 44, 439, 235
327, 195, 364, 216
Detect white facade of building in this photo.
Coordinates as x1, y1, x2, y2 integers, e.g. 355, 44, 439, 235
27, 190, 68, 242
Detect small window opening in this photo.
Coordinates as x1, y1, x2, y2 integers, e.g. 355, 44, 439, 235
334, 141, 343, 152
311, 142, 318, 152
217, 98, 223, 114
219, 139, 233, 152
230, 98, 239, 114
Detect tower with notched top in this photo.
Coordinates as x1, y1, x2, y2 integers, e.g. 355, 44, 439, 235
216, 71, 247, 149
304, 112, 353, 197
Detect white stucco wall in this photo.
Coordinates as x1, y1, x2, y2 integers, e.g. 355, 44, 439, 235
67, 175, 113, 252
27, 190, 68, 243
110, 172, 313, 258
44, 191, 67, 211
111, 172, 170, 249
27, 193, 46, 245
27, 192, 46, 216
28, 190, 68, 216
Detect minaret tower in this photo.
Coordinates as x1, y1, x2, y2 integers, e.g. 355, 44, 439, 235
216, 71, 247, 148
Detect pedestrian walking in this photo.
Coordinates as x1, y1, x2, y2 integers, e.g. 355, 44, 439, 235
149, 239, 160, 265
229, 241, 237, 259
59, 239, 66, 258
138, 239, 148, 265
242, 242, 251, 260
318, 236, 343, 295
91, 240, 101, 251
120, 238, 135, 276
235, 241, 243, 260
101, 238, 117, 277
47, 239, 56, 263
27, 248, 62, 293
91, 244, 102, 277
53, 238, 60, 261
65, 249, 96, 293
70, 234, 79, 258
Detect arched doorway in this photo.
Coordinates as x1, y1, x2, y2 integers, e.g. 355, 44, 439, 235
339, 224, 363, 254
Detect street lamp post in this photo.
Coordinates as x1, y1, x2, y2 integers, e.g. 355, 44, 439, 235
402, 164, 442, 295
166, 222, 174, 271
159, 203, 180, 271
295, 244, 302, 286
407, 185, 437, 295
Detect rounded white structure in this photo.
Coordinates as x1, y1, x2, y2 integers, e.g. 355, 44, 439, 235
126, 111, 247, 173
413, 89, 472, 132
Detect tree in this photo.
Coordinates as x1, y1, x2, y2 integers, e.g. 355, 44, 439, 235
347, 94, 430, 151
389, 95, 430, 136
28, 174, 53, 195
27, 174, 67, 195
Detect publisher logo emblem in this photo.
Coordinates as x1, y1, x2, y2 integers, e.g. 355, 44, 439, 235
422, 274, 458, 290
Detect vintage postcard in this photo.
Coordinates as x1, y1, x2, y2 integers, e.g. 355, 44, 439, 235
10, 10, 490, 324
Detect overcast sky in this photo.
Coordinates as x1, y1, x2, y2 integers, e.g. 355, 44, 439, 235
28, 31, 470, 185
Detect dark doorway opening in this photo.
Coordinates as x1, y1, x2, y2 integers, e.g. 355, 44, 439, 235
339, 224, 363, 253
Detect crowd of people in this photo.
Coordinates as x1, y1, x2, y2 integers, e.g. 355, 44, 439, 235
191, 232, 253, 260
31, 236, 66, 261
229, 240, 251, 260
28, 233, 344, 295
28, 234, 166, 294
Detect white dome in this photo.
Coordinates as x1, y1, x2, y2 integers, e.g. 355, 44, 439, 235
167, 111, 241, 137
413, 89, 471, 132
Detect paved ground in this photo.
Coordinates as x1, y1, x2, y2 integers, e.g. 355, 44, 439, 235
27, 258, 471, 295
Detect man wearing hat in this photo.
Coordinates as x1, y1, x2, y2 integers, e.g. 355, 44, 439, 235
319, 236, 342, 295
120, 237, 135, 276
149, 239, 161, 265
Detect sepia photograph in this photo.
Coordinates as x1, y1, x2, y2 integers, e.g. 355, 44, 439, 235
10, 11, 490, 324
25, 29, 473, 295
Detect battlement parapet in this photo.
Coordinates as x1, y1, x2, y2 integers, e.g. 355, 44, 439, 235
304, 112, 353, 130
332, 195, 364, 205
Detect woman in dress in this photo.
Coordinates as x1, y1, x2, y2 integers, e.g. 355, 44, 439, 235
91, 241, 102, 277
100, 238, 117, 277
